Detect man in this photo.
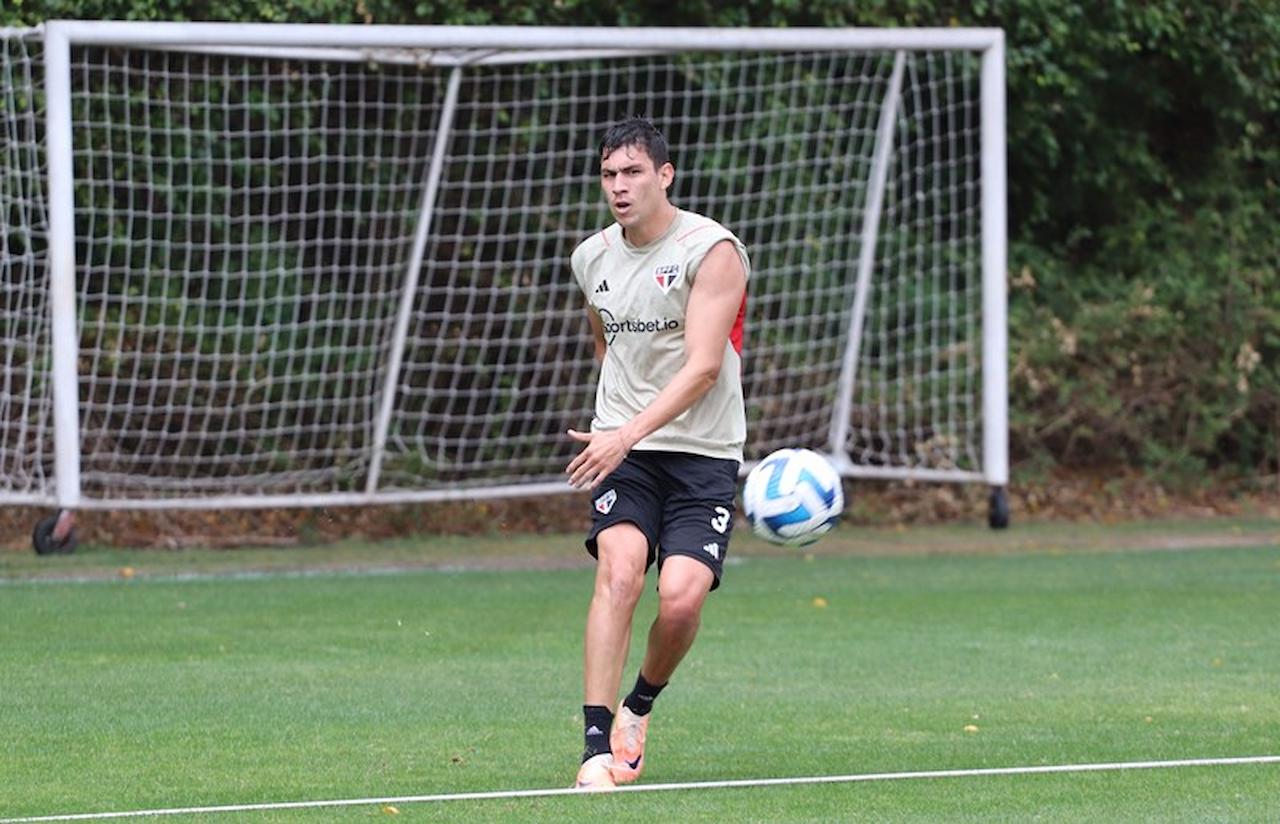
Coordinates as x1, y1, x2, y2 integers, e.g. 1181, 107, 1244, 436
566, 117, 750, 791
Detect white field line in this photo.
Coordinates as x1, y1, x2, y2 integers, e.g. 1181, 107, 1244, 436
2, 755, 1277, 822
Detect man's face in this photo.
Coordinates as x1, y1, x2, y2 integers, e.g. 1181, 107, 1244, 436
599, 143, 673, 229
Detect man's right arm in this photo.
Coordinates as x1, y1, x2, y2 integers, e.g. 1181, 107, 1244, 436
585, 308, 607, 364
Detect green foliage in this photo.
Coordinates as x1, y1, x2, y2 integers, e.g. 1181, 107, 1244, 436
4, 0, 1278, 479
1011, 181, 1279, 480
955, 1, 1278, 478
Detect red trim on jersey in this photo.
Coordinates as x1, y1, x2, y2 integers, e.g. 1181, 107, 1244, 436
730, 292, 747, 355
677, 224, 714, 244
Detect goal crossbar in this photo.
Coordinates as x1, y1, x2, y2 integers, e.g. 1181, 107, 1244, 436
43, 21, 1003, 52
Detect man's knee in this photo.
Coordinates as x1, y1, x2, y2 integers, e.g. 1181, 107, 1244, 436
657, 557, 713, 627
594, 523, 649, 605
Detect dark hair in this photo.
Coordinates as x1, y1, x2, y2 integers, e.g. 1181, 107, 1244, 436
598, 116, 670, 169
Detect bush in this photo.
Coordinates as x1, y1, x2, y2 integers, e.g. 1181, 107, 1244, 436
5, 0, 1278, 480
1010, 179, 1279, 481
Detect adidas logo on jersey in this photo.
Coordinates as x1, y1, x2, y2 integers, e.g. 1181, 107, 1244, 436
595, 280, 610, 294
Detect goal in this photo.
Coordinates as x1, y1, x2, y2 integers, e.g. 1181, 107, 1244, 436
2, 23, 1007, 523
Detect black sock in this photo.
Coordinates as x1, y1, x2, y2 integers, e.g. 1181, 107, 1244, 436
582, 705, 614, 762
622, 672, 667, 717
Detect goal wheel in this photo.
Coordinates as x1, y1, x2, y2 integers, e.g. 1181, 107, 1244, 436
33, 511, 77, 555
988, 487, 1009, 530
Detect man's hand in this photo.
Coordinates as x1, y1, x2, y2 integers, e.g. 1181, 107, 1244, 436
566, 428, 634, 489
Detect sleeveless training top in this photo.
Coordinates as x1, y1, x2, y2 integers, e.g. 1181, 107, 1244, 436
570, 209, 750, 462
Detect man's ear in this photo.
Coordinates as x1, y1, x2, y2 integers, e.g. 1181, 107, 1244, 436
659, 162, 675, 191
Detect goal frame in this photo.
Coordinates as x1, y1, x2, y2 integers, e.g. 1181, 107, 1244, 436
31, 21, 1006, 512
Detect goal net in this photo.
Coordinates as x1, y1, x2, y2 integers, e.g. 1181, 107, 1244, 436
1, 29, 53, 505
2, 23, 1006, 510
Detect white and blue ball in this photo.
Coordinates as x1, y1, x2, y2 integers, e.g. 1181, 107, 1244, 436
743, 448, 844, 547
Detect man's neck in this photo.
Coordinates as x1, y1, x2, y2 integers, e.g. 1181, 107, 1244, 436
623, 203, 678, 247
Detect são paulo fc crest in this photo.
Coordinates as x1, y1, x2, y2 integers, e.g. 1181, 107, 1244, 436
653, 263, 682, 294
594, 488, 617, 515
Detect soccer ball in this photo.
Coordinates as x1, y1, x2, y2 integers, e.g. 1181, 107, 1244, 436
742, 448, 844, 547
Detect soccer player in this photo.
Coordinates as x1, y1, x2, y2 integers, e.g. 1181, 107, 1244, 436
566, 117, 750, 790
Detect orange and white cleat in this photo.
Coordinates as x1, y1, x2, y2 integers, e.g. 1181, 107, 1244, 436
608, 705, 650, 783
574, 753, 617, 791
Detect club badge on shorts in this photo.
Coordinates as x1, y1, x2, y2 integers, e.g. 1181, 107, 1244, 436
594, 488, 617, 514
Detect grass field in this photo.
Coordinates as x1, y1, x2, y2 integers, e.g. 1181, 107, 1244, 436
2, 519, 1278, 822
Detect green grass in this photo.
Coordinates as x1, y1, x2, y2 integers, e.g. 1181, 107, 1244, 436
2, 527, 1278, 821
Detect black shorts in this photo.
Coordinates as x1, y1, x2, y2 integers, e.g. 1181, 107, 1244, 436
585, 450, 740, 590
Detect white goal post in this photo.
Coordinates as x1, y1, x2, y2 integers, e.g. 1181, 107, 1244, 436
2, 22, 1006, 515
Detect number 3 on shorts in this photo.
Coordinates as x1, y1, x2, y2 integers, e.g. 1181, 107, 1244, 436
710, 506, 731, 534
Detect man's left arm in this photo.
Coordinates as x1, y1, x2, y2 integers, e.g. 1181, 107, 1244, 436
567, 239, 746, 488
